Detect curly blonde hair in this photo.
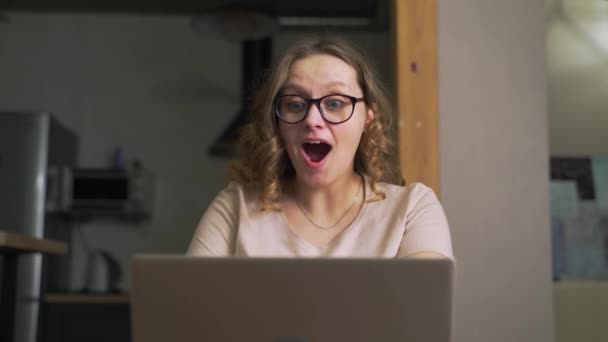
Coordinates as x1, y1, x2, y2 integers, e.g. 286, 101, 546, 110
231, 36, 402, 210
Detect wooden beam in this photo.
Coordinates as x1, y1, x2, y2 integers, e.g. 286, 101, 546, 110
391, 0, 440, 196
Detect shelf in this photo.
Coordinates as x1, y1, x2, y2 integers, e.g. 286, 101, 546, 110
0, 229, 67, 255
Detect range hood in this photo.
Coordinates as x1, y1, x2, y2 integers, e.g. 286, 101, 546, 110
208, 38, 272, 156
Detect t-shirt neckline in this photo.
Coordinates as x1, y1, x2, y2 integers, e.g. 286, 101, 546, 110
278, 175, 371, 252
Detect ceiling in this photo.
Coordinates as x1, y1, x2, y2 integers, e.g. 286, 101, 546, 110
1, 0, 389, 30
0, 0, 385, 19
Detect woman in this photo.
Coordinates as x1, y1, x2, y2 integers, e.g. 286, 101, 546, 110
187, 37, 453, 259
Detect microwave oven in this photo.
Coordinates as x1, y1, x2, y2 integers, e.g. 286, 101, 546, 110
46, 167, 154, 219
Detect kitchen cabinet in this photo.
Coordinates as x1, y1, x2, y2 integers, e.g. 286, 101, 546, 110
41, 294, 130, 342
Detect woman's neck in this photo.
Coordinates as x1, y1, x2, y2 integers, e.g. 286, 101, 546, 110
291, 172, 363, 219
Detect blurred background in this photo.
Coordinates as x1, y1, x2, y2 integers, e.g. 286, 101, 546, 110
0, 1, 393, 296
0, 1, 393, 341
1, 0, 607, 341
546, 0, 608, 341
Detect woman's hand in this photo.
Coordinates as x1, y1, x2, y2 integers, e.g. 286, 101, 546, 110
407, 252, 447, 259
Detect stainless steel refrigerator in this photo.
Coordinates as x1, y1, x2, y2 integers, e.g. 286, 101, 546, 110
0, 112, 77, 342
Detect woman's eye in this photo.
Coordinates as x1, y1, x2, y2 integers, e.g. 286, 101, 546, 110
325, 100, 344, 109
288, 102, 306, 111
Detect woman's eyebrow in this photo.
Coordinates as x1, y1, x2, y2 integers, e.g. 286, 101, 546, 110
281, 83, 306, 94
324, 81, 353, 90
281, 81, 353, 94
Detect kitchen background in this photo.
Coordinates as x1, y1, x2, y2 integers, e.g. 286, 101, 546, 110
5, 1, 608, 341
0, 12, 392, 291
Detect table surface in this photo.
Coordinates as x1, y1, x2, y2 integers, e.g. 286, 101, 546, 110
0, 229, 68, 255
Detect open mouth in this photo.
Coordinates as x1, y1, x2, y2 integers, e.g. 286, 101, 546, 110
302, 141, 332, 163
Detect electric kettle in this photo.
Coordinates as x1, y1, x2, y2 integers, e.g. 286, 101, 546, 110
84, 250, 122, 293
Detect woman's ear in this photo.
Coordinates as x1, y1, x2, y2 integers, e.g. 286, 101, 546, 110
365, 108, 376, 129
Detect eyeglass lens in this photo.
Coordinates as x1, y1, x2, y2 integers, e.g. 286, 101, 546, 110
276, 95, 354, 124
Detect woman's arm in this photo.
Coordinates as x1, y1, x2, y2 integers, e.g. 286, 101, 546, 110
397, 184, 454, 259
186, 184, 239, 256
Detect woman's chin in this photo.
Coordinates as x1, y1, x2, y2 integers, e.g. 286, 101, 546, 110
294, 170, 331, 189
291, 157, 354, 189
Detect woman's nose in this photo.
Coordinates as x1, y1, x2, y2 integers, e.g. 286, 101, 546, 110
304, 103, 325, 127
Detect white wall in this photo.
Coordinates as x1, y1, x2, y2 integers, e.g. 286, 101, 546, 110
546, 0, 608, 156
0, 13, 390, 291
438, 0, 554, 341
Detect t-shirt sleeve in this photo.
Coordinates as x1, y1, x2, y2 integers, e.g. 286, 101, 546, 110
186, 183, 240, 256
397, 184, 454, 259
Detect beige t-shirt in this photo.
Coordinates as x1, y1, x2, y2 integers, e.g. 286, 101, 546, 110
187, 180, 453, 259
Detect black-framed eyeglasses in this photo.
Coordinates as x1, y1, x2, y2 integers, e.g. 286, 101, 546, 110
274, 94, 365, 124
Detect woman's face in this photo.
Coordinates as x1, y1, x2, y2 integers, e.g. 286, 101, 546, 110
278, 54, 374, 189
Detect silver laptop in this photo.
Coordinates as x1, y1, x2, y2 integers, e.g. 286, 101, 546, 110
131, 255, 454, 342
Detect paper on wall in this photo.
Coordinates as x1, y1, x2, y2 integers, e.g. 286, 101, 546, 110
592, 158, 608, 216
550, 180, 579, 218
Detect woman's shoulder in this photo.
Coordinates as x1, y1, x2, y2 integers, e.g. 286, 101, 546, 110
372, 180, 437, 202
366, 180, 441, 216
216, 181, 258, 199
212, 181, 241, 200
217, 180, 259, 193
215, 181, 265, 212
